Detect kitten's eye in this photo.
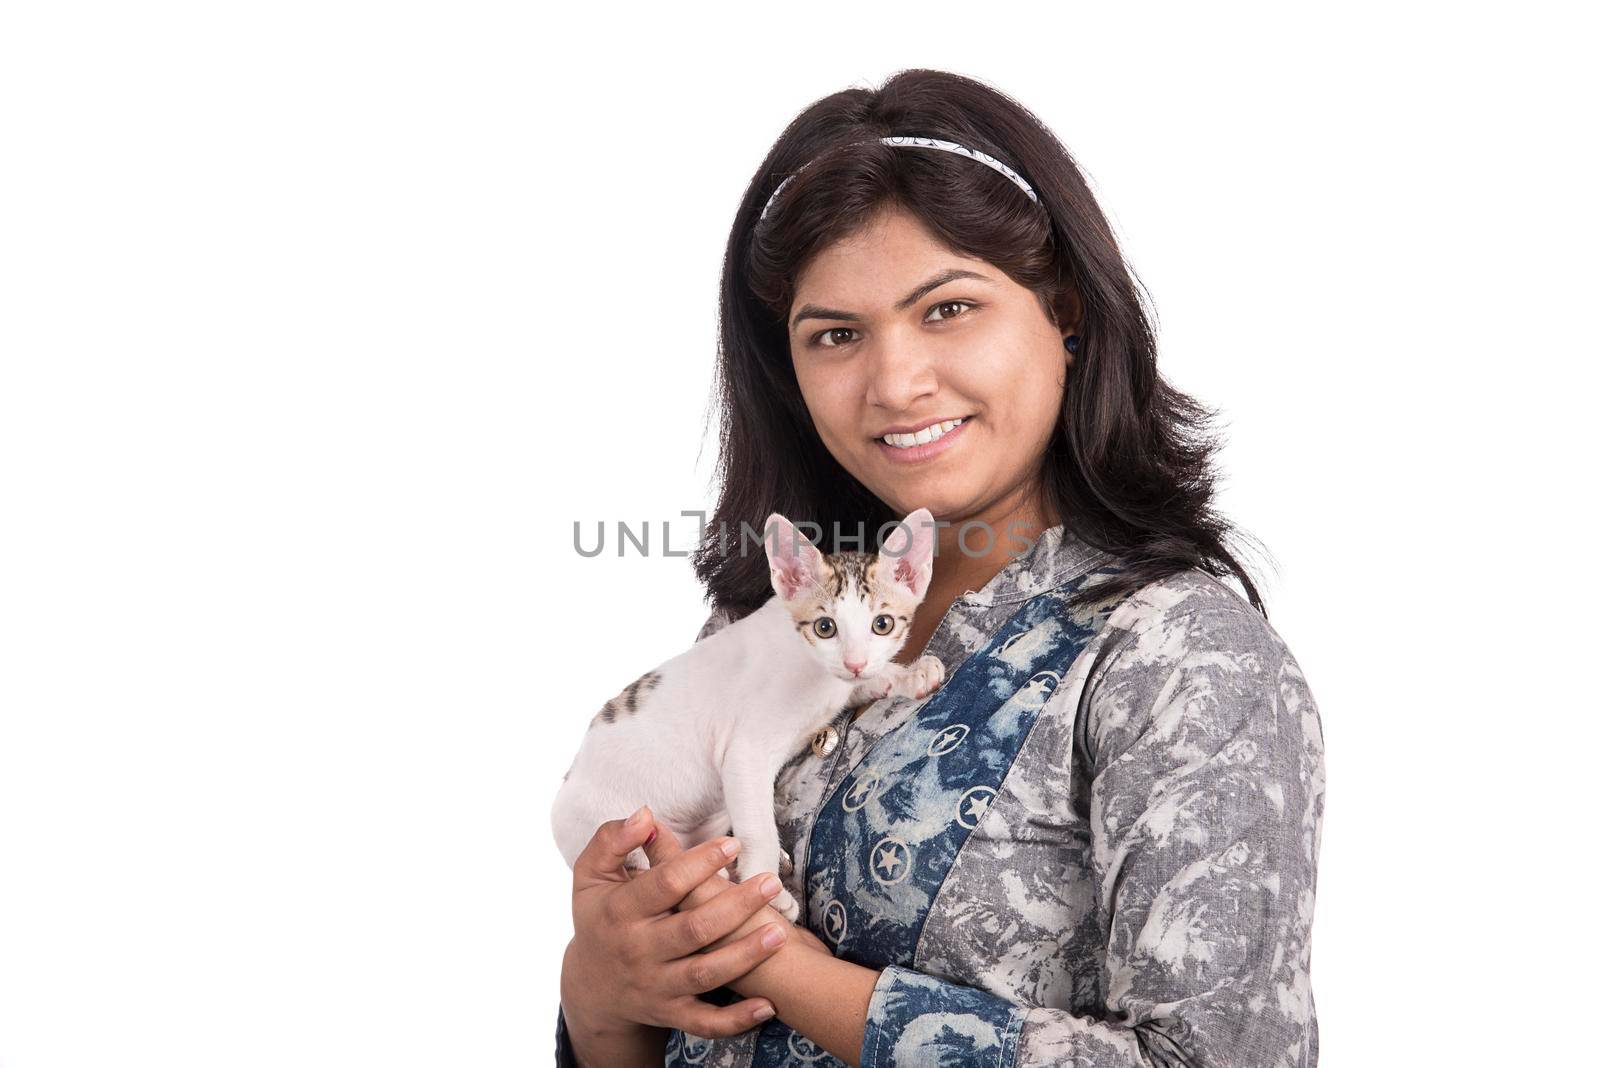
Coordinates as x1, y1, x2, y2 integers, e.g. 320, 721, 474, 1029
813, 617, 836, 639
872, 614, 894, 636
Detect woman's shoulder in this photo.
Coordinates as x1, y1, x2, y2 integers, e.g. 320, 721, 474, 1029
1078, 566, 1320, 762
1093, 565, 1293, 667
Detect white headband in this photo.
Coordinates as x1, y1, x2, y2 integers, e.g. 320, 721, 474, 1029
758, 135, 1040, 222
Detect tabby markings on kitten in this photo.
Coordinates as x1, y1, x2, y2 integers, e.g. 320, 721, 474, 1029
590, 670, 662, 728
788, 550, 913, 645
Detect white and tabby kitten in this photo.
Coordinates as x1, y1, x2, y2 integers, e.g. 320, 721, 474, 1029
550, 507, 946, 921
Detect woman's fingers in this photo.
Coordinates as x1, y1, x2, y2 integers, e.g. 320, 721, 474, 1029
571, 807, 656, 890
640, 816, 685, 863
620, 836, 743, 920
671, 995, 777, 1039
669, 864, 733, 914
656, 873, 784, 959
639, 818, 728, 910
642, 823, 741, 912
669, 920, 787, 995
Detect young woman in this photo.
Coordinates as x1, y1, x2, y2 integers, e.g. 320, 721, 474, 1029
555, 69, 1326, 1068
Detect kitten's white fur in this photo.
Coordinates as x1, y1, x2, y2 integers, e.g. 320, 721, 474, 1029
550, 507, 946, 921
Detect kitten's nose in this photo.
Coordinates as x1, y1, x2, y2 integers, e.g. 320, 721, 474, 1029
845, 658, 866, 676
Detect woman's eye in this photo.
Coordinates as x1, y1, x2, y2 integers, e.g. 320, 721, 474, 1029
810, 302, 974, 348
927, 300, 974, 322
872, 614, 894, 636
813, 617, 836, 638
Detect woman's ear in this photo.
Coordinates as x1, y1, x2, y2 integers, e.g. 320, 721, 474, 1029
1062, 288, 1084, 363
1062, 284, 1083, 328
1045, 286, 1083, 373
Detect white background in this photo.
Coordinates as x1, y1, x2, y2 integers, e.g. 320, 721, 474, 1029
2, 2, 1595, 1065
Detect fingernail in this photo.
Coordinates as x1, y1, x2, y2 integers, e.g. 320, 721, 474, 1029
720, 838, 740, 859
625, 806, 646, 827
752, 1003, 775, 1021
644, 828, 657, 846
757, 875, 781, 898
760, 924, 785, 949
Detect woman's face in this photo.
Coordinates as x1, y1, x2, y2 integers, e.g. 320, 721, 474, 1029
788, 204, 1074, 527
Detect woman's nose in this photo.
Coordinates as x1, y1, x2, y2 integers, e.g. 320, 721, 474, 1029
863, 330, 938, 412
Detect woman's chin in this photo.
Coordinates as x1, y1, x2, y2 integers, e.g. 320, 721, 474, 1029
869, 478, 975, 520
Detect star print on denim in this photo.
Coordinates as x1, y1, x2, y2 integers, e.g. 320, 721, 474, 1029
804, 565, 1128, 972
667, 993, 854, 1068
748, 1017, 850, 1067
863, 965, 1027, 1067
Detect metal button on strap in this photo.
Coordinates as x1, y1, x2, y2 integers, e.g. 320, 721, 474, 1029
811, 726, 839, 758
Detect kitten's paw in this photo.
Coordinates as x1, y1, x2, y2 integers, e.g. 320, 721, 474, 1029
908, 655, 946, 699
772, 889, 800, 924
778, 848, 794, 879
850, 678, 893, 706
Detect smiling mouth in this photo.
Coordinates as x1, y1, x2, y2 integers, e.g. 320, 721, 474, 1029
875, 416, 969, 449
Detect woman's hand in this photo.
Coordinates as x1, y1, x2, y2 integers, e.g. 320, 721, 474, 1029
560, 806, 790, 1063
642, 823, 835, 960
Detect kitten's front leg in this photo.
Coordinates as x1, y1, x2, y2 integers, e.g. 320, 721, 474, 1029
847, 675, 895, 707
897, 654, 946, 699
720, 750, 799, 923
856, 655, 947, 705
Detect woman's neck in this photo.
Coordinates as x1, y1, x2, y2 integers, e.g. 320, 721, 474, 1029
892, 485, 1059, 667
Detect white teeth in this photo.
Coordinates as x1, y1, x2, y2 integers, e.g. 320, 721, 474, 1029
881, 417, 965, 449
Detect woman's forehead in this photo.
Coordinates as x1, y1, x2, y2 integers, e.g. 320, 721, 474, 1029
791, 215, 1004, 317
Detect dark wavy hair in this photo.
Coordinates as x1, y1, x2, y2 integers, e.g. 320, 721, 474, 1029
691, 68, 1273, 623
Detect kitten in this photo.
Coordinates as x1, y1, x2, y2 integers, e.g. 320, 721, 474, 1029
550, 507, 946, 922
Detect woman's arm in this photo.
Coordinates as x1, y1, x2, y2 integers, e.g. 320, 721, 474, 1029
637, 833, 879, 1066
553, 815, 787, 1067
554, 1001, 665, 1068
724, 945, 880, 1068
721, 602, 1326, 1067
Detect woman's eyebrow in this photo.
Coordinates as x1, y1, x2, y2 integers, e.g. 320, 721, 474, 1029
789, 268, 993, 331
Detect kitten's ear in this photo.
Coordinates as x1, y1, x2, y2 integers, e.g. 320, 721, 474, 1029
878, 507, 936, 600
765, 513, 825, 602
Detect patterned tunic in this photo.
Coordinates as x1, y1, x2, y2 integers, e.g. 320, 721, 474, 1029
555, 526, 1326, 1067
